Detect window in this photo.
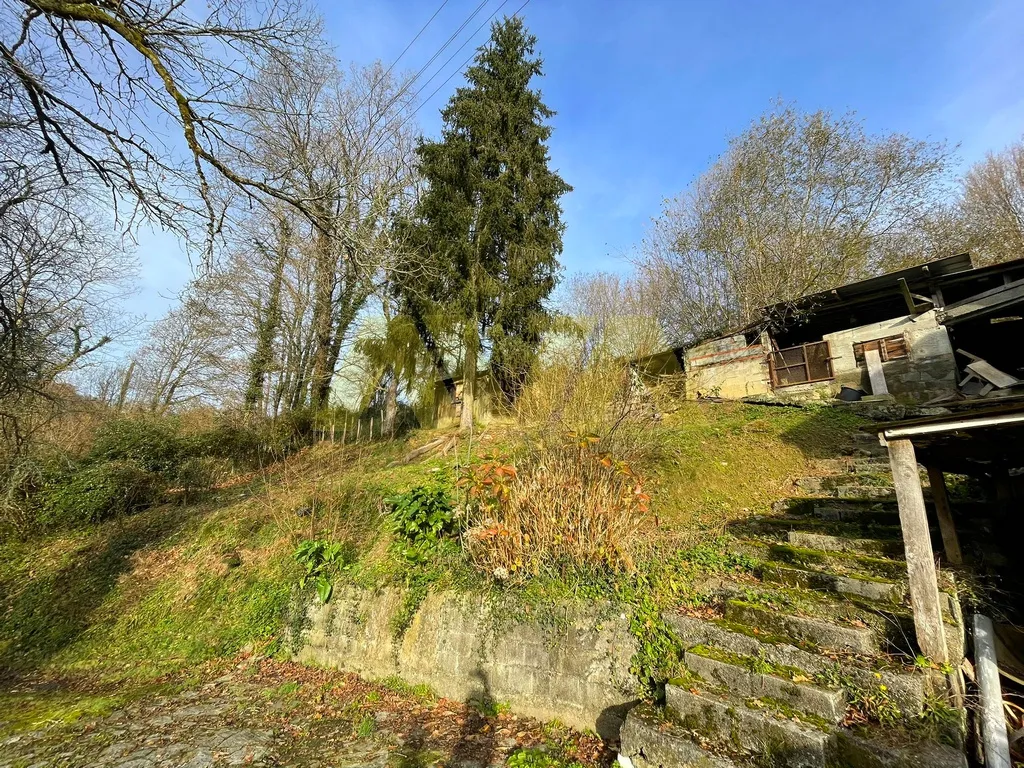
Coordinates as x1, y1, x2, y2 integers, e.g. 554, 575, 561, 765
853, 335, 908, 365
769, 341, 834, 387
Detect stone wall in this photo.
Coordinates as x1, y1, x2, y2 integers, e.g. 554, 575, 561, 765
294, 586, 638, 737
683, 334, 771, 399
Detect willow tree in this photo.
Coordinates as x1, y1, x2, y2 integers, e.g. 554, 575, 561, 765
409, 17, 571, 429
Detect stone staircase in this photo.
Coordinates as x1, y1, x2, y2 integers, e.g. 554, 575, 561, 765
619, 434, 968, 768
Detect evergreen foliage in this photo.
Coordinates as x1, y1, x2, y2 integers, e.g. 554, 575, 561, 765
407, 17, 571, 418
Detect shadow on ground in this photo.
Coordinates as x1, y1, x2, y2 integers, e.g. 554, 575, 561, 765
0, 503, 197, 680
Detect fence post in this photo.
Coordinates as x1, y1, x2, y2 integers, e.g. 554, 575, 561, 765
369, 416, 374, 441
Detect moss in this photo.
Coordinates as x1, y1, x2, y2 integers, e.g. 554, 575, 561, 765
688, 644, 817, 686
745, 695, 832, 731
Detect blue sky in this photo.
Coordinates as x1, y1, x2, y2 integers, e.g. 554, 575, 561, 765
129, 0, 1024, 319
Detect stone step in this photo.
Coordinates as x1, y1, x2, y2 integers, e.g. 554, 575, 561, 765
747, 516, 909, 542
683, 647, 846, 723
666, 684, 831, 768
787, 530, 906, 559
618, 703, 737, 768
665, 614, 930, 715
758, 562, 905, 604
832, 730, 967, 768
736, 540, 908, 581
723, 598, 881, 655
834, 486, 900, 501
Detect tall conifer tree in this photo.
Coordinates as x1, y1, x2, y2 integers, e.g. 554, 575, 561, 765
411, 17, 570, 428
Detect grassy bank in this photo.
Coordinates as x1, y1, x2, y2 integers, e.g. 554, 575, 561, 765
0, 401, 862, 734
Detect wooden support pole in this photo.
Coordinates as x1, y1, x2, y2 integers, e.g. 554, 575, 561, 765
888, 438, 948, 663
927, 465, 963, 566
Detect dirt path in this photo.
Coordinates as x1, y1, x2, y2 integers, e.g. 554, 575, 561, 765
0, 660, 609, 768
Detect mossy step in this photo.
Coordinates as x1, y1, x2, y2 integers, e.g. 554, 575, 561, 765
666, 684, 831, 768
736, 539, 908, 580
749, 516, 907, 540
832, 730, 967, 768
794, 474, 894, 494
619, 703, 738, 768
723, 599, 880, 655
834, 486, 901, 501
787, 530, 906, 559
772, 498, 901, 523
719, 579, 945, 658
758, 562, 905, 604
684, 646, 846, 723
665, 614, 930, 716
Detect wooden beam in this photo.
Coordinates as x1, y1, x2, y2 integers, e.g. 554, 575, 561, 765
927, 466, 963, 566
887, 438, 948, 662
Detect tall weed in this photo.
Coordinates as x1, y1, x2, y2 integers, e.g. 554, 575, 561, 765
461, 435, 652, 580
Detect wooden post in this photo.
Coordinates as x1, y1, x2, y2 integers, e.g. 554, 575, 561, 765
356, 420, 361, 441
888, 438, 948, 662
927, 466, 963, 565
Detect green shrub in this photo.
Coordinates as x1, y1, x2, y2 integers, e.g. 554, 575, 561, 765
40, 460, 163, 526
168, 456, 226, 502
89, 419, 182, 472
294, 539, 349, 603
385, 482, 459, 562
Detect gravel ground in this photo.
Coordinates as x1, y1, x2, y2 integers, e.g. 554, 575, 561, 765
0, 660, 610, 768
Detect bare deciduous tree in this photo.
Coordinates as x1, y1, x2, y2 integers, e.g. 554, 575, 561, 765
960, 136, 1024, 266
635, 103, 955, 342
0, 0, 321, 242
559, 272, 664, 359
0, 164, 134, 448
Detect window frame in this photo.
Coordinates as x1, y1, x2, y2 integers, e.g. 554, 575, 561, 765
768, 340, 835, 388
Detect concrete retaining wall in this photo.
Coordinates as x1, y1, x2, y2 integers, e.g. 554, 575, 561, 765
294, 586, 638, 737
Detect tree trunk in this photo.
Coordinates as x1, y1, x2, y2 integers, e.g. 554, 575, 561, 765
244, 232, 287, 412
115, 359, 136, 411
383, 365, 399, 436
308, 229, 336, 411
315, 281, 365, 409
460, 324, 477, 431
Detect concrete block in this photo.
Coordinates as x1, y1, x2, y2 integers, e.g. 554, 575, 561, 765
724, 601, 879, 654
683, 651, 846, 722
666, 685, 831, 768
831, 731, 967, 768
619, 704, 736, 768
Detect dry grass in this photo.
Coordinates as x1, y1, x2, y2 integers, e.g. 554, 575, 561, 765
462, 436, 653, 580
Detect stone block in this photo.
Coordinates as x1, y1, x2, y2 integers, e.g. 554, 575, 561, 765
787, 531, 905, 559
664, 615, 926, 715
759, 562, 904, 604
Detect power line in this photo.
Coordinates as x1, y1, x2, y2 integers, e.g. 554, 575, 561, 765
406, 0, 513, 107
409, 0, 532, 122
379, 0, 453, 85
369, 0, 532, 156
389, 0, 492, 108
